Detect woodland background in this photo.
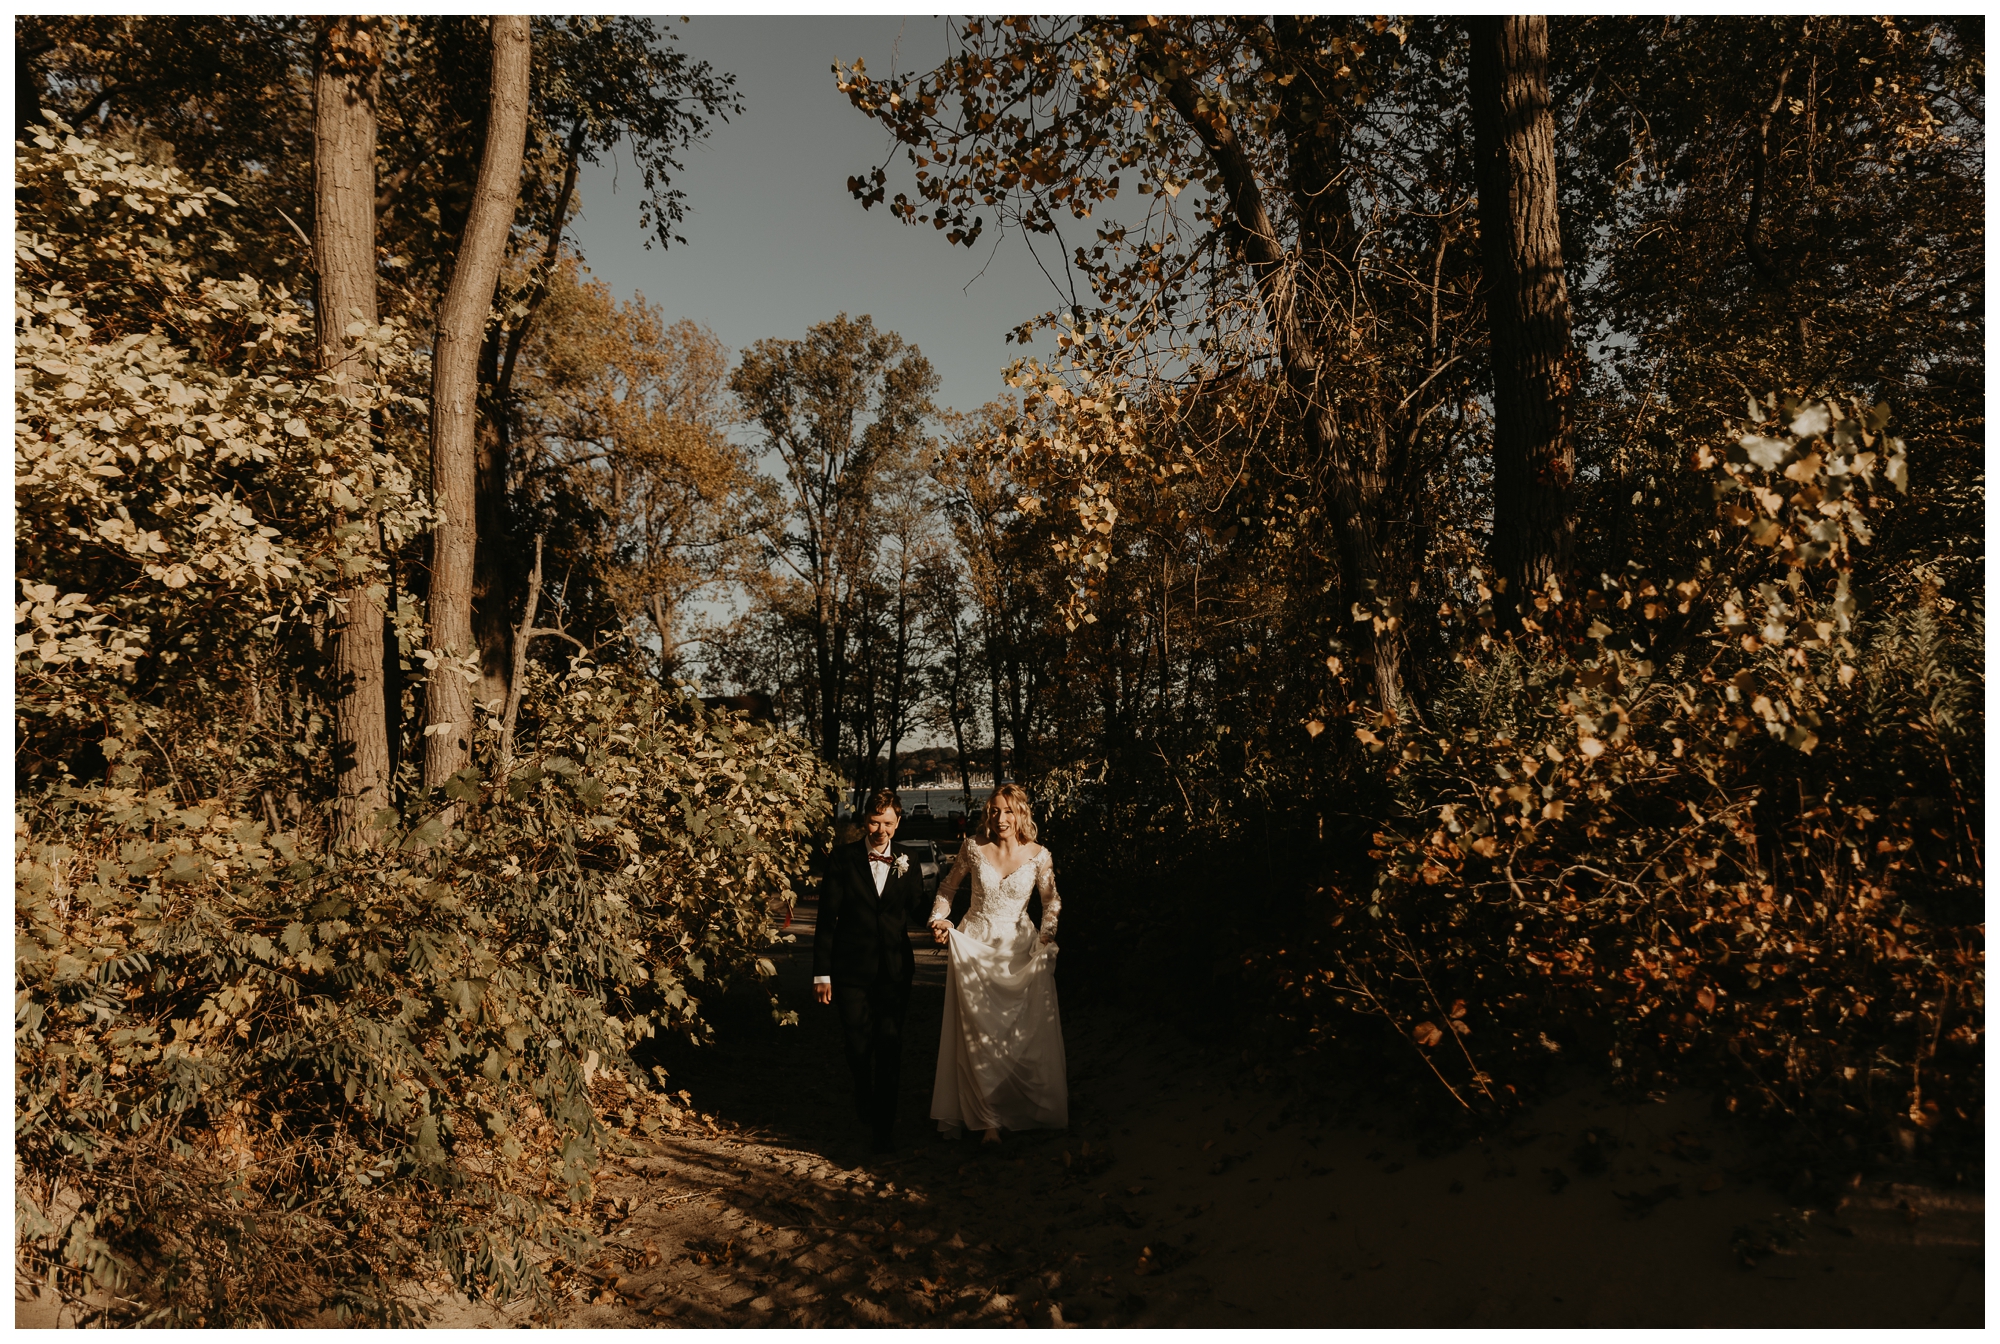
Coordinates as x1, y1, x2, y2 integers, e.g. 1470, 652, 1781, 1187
13, 15, 1982, 1325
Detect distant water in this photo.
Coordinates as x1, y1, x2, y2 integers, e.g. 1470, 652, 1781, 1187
902, 787, 986, 812
842, 786, 987, 817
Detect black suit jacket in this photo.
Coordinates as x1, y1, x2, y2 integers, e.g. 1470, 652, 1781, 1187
812, 840, 923, 989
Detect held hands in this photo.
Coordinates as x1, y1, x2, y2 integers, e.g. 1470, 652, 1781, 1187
930, 920, 952, 946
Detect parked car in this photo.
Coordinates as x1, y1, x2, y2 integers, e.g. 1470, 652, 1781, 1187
911, 803, 934, 818
898, 840, 941, 899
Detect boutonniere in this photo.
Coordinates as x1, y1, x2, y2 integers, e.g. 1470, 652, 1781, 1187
893, 854, 909, 877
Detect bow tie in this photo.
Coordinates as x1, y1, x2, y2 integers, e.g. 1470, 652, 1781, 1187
868, 852, 892, 865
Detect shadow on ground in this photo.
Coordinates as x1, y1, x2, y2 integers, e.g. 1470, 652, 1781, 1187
19, 899, 1975, 1329
499, 900, 1982, 1329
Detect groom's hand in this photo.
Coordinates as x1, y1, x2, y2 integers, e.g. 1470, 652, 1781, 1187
814, 982, 832, 1006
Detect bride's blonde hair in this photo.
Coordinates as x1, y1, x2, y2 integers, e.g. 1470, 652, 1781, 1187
978, 784, 1037, 844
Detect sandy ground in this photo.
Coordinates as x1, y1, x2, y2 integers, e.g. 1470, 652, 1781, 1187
18, 902, 1982, 1329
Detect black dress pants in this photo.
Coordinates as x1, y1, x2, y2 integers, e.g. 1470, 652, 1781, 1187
834, 978, 911, 1139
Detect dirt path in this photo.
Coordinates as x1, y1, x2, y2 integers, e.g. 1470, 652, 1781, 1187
498, 904, 1980, 1329
18, 901, 1977, 1329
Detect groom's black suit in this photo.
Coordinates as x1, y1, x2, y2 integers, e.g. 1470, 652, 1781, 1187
812, 840, 924, 1145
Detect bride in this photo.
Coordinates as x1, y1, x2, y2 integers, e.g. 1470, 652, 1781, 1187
926, 785, 1068, 1143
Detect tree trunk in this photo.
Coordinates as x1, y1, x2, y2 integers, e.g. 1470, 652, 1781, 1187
1469, 15, 1576, 611
983, 613, 1006, 787
471, 332, 513, 708
1137, 19, 1418, 716
949, 675, 972, 807
886, 581, 909, 791
816, 623, 843, 768
644, 592, 676, 680
476, 122, 587, 706
424, 14, 530, 791
810, 619, 843, 808
1005, 652, 1031, 783
496, 532, 545, 775
315, 17, 390, 848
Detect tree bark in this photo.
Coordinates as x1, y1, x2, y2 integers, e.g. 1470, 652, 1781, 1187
424, 15, 530, 791
644, 592, 676, 680
1469, 15, 1576, 612
314, 16, 391, 848
984, 613, 1006, 787
886, 570, 911, 790
814, 621, 844, 771
949, 674, 972, 806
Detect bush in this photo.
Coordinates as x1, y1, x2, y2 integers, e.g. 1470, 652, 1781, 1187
15, 662, 829, 1324
1248, 396, 1982, 1181
14, 114, 430, 794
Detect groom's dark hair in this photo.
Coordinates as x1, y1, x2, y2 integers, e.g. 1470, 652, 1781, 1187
862, 788, 903, 819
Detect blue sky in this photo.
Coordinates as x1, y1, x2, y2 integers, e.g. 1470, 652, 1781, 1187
565, 15, 1061, 417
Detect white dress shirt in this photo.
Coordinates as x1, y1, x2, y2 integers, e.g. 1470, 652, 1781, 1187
813, 850, 892, 986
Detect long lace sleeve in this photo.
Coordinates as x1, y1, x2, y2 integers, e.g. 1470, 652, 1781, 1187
1034, 848, 1060, 941
931, 842, 974, 923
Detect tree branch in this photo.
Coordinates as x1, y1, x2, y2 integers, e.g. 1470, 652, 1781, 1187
497, 531, 545, 774
275, 206, 314, 255
1745, 51, 1797, 283
497, 118, 589, 405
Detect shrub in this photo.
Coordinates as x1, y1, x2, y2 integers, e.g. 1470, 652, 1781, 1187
15, 663, 830, 1324
1251, 396, 1982, 1180
14, 114, 430, 790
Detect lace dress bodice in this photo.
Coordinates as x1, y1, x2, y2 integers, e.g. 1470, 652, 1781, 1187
930, 843, 1060, 944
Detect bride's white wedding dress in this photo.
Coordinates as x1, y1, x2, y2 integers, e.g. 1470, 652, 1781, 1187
928, 843, 1068, 1134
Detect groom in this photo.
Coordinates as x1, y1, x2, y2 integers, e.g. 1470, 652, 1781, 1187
812, 788, 924, 1152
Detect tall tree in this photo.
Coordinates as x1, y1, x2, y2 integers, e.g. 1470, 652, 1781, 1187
935, 405, 1061, 785
915, 550, 979, 805
510, 263, 766, 679
424, 15, 530, 791
20, 14, 742, 708
731, 315, 937, 780
1469, 15, 1576, 611
875, 464, 936, 796
839, 18, 1488, 718
466, 18, 739, 701
314, 16, 391, 847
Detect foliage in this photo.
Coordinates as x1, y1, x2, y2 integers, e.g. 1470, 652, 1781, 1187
19, 17, 747, 713
508, 260, 770, 675
15, 661, 830, 1325
15, 120, 832, 1324
838, 17, 1494, 709
18, 16, 740, 277
14, 116, 430, 785
1248, 398, 1980, 1177
1559, 15, 1984, 608
725, 314, 939, 781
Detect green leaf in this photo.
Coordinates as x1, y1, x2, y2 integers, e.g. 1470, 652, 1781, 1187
415, 1114, 445, 1166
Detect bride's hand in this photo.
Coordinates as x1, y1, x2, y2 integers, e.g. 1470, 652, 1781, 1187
1039, 932, 1055, 945
931, 921, 952, 945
